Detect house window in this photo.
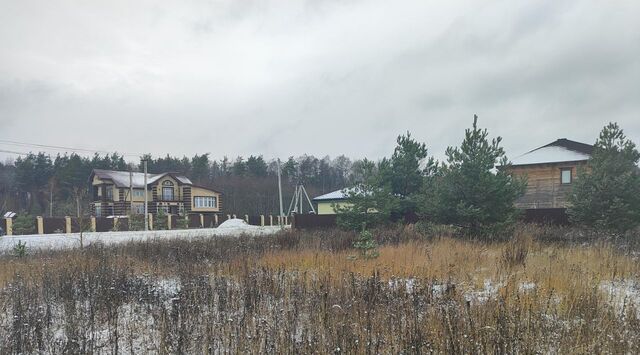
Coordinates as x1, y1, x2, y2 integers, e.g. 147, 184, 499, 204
105, 186, 113, 199
561, 168, 572, 184
194, 196, 217, 208
162, 181, 174, 200
132, 203, 145, 214
133, 189, 145, 198
157, 205, 169, 214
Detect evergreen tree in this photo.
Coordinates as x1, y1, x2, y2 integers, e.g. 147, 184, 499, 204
423, 115, 525, 235
378, 132, 436, 217
568, 122, 640, 233
335, 159, 398, 231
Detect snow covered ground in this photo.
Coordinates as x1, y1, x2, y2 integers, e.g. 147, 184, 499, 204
0, 218, 288, 252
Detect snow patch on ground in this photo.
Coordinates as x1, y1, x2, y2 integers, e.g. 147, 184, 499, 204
519, 281, 537, 293
600, 280, 640, 315
0, 224, 288, 252
464, 279, 503, 305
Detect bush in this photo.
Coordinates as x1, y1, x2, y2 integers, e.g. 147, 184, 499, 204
175, 215, 188, 229
352, 229, 379, 259
12, 240, 27, 257
155, 209, 168, 230
129, 214, 145, 231
12, 215, 35, 235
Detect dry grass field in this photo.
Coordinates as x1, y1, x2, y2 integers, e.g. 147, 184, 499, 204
1, 224, 639, 353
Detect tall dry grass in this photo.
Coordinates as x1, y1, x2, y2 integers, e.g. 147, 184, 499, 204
0, 224, 639, 353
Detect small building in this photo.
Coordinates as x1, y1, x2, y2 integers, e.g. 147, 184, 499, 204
507, 138, 593, 210
312, 189, 350, 215
89, 169, 222, 217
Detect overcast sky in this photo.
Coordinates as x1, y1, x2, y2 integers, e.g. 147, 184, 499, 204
1, 0, 639, 163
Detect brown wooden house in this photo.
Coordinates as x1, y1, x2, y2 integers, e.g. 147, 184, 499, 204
89, 169, 222, 217
507, 138, 593, 213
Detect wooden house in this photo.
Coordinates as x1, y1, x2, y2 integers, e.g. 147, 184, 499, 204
89, 169, 222, 217
507, 138, 593, 211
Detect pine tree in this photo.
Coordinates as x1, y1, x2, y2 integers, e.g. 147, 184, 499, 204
568, 122, 640, 233
423, 115, 525, 235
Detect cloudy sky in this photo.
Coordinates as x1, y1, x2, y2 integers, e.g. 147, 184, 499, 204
1, 0, 639, 163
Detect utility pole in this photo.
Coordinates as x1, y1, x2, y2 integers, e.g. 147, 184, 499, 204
144, 159, 148, 231
129, 170, 133, 215
277, 159, 284, 229
49, 179, 54, 217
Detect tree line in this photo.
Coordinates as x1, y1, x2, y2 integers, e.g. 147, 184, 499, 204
0, 151, 369, 216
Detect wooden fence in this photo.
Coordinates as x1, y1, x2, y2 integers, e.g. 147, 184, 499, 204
1, 213, 292, 236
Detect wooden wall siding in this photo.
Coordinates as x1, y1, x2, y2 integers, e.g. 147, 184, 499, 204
183, 186, 192, 213
509, 162, 585, 209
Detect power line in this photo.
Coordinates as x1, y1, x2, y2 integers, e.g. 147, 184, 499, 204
0, 149, 29, 156
0, 139, 142, 157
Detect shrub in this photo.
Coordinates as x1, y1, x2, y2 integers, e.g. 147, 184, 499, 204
175, 215, 188, 229
12, 240, 27, 257
352, 228, 379, 259
12, 215, 35, 235
155, 209, 168, 230
129, 214, 145, 231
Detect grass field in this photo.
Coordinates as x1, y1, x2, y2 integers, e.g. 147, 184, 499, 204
1, 224, 639, 353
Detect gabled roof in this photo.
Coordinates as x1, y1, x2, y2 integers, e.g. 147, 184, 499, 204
510, 138, 593, 166
313, 187, 370, 201
313, 189, 349, 201
91, 169, 192, 188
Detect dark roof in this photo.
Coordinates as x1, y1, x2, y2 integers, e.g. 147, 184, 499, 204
90, 169, 192, 188
537, 138, 594, 155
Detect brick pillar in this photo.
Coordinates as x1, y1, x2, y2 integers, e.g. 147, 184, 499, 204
260, 215, 265, 226
90, 216, 96, 232
65, 216, 72, 234
37, 216, 44, 234
200, 214, 204, 228
5, 218, 12, 236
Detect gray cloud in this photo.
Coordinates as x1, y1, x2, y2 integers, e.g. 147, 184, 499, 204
0, 0, 638, 162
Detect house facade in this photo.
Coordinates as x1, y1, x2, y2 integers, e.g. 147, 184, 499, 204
89, 169, 222, 217
506, 138, 593, 210
312, 189, 351, 215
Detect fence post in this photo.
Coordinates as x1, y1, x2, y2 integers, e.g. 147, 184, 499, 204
37, 216, 44, 234
232, 214, 236, 219
260, 215, 265, 226
65, 216, 72, 234
245, 214, 249, 223
200, 214, 204, 228
167, 214, 172, 230
214, 214, 219, 226
270, 215, 273, 226
113, 217, 119, 231
90, 216, 96, 232
5, 218, 12, 236
284, 216, 288, 225
148, 214, 154, 230
227, 214, 231, 220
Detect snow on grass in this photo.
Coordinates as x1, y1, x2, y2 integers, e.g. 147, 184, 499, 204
600, 280, 640, 316
0, 224, 288, 252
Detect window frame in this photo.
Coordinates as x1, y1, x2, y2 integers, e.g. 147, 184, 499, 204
194, 196, 217, 209
560, 168, 573, 185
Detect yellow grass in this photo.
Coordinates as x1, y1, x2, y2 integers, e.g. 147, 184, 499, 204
256, 237, 640, 301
